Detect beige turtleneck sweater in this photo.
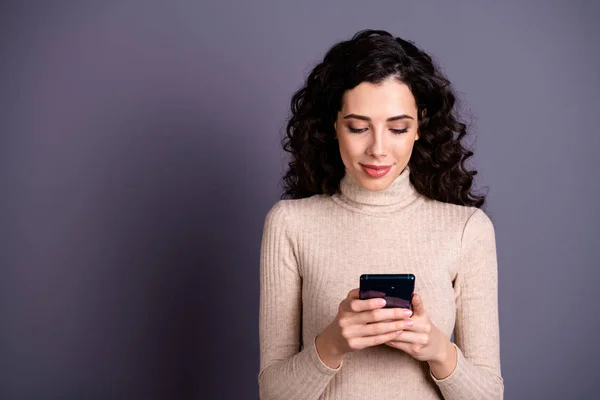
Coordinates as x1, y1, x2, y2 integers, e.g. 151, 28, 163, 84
258, 167, 503, 399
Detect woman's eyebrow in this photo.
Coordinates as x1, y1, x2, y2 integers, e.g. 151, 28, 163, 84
342, 114, 414, 122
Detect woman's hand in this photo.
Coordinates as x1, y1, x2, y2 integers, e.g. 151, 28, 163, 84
385, 293, 457, 378
315, 288, 413, 369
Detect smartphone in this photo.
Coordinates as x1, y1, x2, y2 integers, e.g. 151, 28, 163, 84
359, 274, 416, 309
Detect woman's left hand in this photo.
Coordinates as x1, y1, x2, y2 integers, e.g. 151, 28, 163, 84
385, 293, 451, 364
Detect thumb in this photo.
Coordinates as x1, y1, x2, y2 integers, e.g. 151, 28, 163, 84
411, 293, 425, 315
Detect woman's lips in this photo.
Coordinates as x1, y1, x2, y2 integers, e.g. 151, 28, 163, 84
361, 164, 392, 178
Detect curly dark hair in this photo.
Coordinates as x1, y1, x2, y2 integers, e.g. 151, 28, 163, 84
281, 29, 486, 208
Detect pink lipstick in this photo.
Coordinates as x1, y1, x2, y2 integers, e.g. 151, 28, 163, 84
361, 164, 392, 178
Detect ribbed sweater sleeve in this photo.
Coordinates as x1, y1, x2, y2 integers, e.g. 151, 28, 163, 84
431, 209, 504, 399
258, 201, 340, 400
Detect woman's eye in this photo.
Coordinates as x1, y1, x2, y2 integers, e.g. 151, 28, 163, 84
348, 126, 367, 133
347, 126, 408, 134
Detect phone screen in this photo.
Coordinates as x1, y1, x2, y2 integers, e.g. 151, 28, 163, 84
359, 274, 415, 309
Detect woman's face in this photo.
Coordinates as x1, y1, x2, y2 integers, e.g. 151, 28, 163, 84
334, 76, 420, 192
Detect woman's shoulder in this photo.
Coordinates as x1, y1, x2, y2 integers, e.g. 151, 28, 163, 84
422, 198, 494, 234
263, 194, 332, 228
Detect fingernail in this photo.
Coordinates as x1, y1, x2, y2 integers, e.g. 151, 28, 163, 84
404, 310, 412, 317
396, 330, 403, 335
377, 298, 386, 306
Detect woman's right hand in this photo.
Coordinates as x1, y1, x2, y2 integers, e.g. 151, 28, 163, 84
314, 288, 414, 369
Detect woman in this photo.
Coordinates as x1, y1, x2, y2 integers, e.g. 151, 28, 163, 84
258, 29, 503, 399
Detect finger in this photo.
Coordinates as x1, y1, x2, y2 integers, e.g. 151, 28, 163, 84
386, 331, 429, 346
344, 319, 411, 338
348, 297, 386, 313
347, 288, 360, 299
358, 319, 414, 337
411, 293, 426, 316
398, 319, 431, 334
385, 340, 411, 352
355, 307, 412, 324
348, 330, 400, 351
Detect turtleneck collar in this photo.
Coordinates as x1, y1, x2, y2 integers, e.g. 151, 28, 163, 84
331, 166, 420, 215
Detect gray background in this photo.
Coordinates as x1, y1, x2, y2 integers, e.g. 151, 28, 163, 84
1, 1, 598, 399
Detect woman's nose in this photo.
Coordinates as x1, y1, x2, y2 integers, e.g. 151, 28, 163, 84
366, 130, 388, 157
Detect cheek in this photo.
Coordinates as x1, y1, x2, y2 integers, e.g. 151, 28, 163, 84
394, 136, 417, 157
338, 137, 361, 159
